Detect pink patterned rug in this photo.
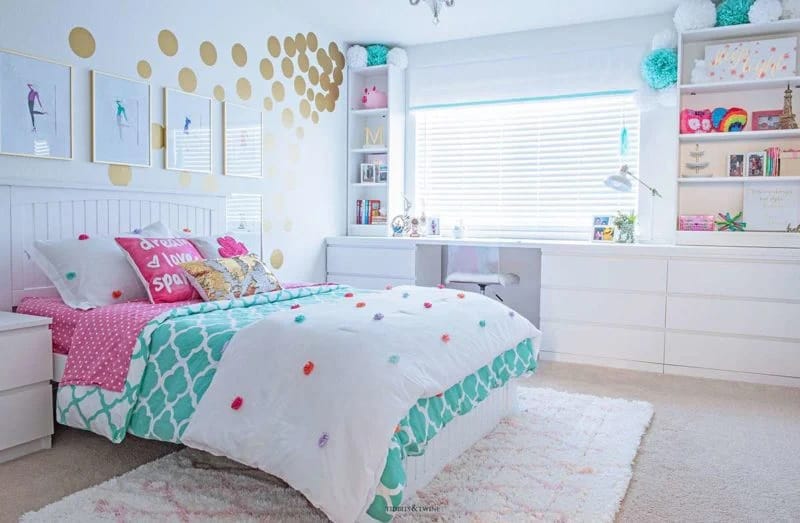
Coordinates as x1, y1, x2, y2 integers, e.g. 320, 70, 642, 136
22, 387, 653, 522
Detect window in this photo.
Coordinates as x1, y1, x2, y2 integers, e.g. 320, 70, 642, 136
226, 193, 263, 257
413, 93, 640, 239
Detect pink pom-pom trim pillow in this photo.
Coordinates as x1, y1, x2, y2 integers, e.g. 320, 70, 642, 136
115, 237, 203, 303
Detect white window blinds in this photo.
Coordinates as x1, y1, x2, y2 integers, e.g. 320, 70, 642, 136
413, 93, 640, 239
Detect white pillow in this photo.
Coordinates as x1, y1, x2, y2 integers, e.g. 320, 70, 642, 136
28, 221, 176, 309
189, 233, 250, 259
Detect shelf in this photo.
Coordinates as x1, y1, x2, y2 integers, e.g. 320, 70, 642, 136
350, 108, 388, 117
680, 76, 800, 95
679, 176, 800, 184
350, 182, 387, 187
679, 129, 800, 142
350, 147, 388, 154
349, 65, 390, 78
681, 19, 800, 44
676, 230, 800, 248
348, 223, 387, 237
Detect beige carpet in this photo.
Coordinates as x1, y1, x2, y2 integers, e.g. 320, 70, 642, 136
2, 361, 799, 522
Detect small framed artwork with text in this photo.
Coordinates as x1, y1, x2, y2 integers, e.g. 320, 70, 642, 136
746, 151, 766, 177
0, 48, 73, 160
751, 110, 782, 131
726, 153, 745, 177
592, 215, 615, 242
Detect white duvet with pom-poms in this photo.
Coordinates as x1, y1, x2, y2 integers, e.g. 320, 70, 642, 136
182, 286, 540, 523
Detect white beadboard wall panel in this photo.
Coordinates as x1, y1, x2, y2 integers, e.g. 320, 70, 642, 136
540, 320, 664, 363
326, 245, 416, 279
541, 288, 666, 329
667, 296, 800, 340
542, 255, 668, 293
668, 259, 800, 301
666, 331, 800, 377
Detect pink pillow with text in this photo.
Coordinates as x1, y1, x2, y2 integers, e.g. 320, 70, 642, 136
115, 237, 203, 303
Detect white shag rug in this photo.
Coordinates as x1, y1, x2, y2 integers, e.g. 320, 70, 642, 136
22, 388, 653, 522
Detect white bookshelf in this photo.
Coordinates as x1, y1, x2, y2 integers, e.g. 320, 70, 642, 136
677, 21, 800, 248
346, 65, 406, 237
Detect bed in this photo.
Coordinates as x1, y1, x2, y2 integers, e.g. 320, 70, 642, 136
5, 186, 541, 522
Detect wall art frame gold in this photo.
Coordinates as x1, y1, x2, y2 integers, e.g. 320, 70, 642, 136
91, 69, 152, 168
0, 48, 73, 161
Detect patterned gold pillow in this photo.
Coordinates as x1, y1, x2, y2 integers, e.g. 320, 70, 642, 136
181, 254, 281, 302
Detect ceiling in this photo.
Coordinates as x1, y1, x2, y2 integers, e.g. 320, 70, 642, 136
290, 0, 680, 46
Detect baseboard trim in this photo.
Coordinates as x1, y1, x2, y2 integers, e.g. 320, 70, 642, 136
0, 436, 51, 464
539, 351, 663, 373
664, 365, 800, 388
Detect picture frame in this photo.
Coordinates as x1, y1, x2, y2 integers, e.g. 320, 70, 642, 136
92, 70, 151, 167
745, 151, 766, 177
360, 163, 377, 183
591, 215, 614, 242
223, 102, 263, 178
0, 48, 73, 160
751, 110, 782, 131
726, 153, 745, 177
165, 88, 212, 173
376, 164, 388, 183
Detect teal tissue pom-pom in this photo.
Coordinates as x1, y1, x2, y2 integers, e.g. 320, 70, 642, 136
641, 48, 678, 90
366, 44, 389, 66
716, 0, 755, 26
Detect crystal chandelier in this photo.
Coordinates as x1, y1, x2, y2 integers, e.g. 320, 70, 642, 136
409, 0, 455, 24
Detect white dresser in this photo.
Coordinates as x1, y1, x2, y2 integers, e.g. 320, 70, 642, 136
540, 245, 800, 387
0, 311, 54, 463
327, 236, 800, 387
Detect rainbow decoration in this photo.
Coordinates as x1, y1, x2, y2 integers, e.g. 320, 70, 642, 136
719, 108, 748, 132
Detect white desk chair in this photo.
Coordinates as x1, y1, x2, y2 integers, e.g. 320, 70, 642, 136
444, 246, 520, 296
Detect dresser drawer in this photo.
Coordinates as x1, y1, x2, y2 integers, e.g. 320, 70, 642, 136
668, 259, 800, 301
540, 320, 664, 363
667, 296, 800, 340
327, 245, 416, 279
541, 288, 666, 328
666, 332, 800, 377
0, 327, 52, 392
542, 254, 667, 293
0, 383, 53, 450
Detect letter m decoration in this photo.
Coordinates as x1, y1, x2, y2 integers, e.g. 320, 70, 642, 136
364, 126, 385, 148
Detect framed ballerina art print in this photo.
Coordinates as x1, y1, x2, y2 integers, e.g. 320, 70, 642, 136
92, 70, 151, 167
0, 48, 73, 160
165, 88, 212, 174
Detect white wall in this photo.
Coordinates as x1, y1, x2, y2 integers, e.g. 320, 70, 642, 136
405, 14, 678, 243
0, 0, 347, 281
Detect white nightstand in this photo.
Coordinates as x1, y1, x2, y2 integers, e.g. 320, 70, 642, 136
0, 311, 54, 463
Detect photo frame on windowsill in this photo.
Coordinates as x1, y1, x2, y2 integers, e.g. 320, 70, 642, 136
92, 70, 151, 167
0, 48, 73, 160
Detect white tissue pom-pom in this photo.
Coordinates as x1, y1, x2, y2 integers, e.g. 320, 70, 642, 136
782, 0, 800, 18
657, 86, 678, 108
347, 45, 367, 68
690, 59, 708, 84
387, 48, 408, 69
634, 86, 678, 112
750, 0, 783, 23
652, 29, 678, 50
674, 0, 717, 32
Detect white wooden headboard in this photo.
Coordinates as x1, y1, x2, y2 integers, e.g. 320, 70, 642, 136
0, 184, 226, 311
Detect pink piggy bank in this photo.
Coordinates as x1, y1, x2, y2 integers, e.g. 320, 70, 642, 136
362, 86, 388, 109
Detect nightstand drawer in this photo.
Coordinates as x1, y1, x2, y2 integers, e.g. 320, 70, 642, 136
0, 383, 53, 450
0, 327, 52, 393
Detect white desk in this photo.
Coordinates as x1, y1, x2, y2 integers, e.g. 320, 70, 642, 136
326, 235, 800, 387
